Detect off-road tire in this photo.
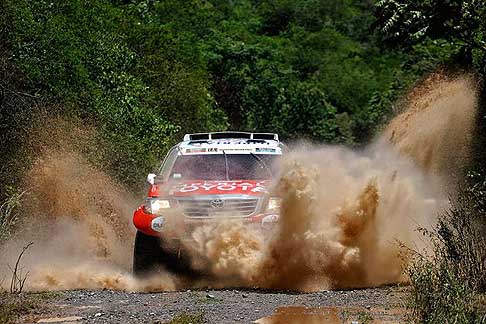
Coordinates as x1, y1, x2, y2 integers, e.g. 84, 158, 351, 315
133, 231, 203, 278
133, 231, 163, 277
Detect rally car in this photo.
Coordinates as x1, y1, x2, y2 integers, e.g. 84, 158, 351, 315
133, 131, 283, 276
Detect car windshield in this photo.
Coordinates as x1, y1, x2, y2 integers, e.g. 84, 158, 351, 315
168, 154, 280, 180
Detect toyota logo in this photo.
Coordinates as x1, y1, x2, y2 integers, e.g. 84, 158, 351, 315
210, 199, 224, 209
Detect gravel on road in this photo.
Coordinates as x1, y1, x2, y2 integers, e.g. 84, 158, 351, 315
22, 286, 409, 324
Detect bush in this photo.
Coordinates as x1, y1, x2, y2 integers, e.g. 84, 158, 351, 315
0, 190, 25, 242
408, 255, 482, 323
0, 0, 227, 192
408, 173, 486, 323
0, 0, 453, 199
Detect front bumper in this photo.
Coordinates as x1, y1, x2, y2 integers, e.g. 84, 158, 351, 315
133, 206, 279, 238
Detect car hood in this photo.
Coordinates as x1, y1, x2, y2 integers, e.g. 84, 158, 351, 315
149, 180, 271, 198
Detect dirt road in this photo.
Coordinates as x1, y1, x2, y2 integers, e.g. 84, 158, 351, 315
22, 286, 407, 323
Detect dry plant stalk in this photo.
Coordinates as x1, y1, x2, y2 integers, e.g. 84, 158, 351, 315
9, 242, 33, 294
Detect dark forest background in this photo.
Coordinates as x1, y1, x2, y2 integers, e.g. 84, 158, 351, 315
2, 0, 484, 196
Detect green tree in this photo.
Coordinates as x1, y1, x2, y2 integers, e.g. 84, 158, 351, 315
375, 0, 486, 73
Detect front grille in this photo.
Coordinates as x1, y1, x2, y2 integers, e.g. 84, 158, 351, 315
177, 198, 259, 218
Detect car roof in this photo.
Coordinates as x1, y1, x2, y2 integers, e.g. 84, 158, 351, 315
177, 132, 283, 155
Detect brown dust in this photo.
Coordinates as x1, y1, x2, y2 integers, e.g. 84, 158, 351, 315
0, 74, 478, 292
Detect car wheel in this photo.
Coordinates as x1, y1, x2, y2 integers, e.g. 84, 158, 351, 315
133, 231, 203, 278
133, 231, 163, 277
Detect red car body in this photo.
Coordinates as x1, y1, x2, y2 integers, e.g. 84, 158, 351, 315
131, 132, 282, 275
134, 180, 278, 237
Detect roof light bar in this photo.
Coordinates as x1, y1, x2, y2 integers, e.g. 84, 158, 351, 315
183, 132, 279, 141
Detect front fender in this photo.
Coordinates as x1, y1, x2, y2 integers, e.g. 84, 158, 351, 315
133, 206, 159, 237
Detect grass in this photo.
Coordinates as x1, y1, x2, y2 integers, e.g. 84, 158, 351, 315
0, 291, 57, 324
0, 190, 25, 241
356, 311, 374, 324
339, 309, 375, 324
0, 189, 40, 324
408, 254, 481, 323
407, 174, 486, 323
159, 312, 205, 324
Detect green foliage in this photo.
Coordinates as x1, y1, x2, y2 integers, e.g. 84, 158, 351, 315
0, 52, 42, 200
0, 292, 57, 324
0, 0, 462, 195
0, 0, 227, 190
408, 255, 482, 323
0, 190, 25, 242
162, 312, 205, 324
201, 1, 409, 142
375, 0, 486, 74
452, 173, 486, 292
375, 2, 486, 321
408, 175, 486, 323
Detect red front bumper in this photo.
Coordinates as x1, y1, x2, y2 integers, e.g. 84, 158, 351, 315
133, 206, 278, 237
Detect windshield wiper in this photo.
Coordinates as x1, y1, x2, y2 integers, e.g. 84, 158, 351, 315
250, 152, 273, 178
222, 149, 230, 181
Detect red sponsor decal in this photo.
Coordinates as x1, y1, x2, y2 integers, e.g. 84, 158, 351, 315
171, 180, 269, 196
148, 180, 270, 198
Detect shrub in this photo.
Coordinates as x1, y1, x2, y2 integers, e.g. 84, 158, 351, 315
408, 250, 482, 323
0, 190, 25, 242
408, 173, 486, 323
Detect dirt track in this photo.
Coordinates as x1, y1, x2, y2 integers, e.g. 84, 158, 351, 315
22, 286, 408, 323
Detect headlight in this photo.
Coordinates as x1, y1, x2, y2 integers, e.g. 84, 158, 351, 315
151, 216, 165, 232
267, 197, 281, 211
144, 199, 171, 215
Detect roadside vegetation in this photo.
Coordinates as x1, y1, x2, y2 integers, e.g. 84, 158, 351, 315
0, 293, 37, 324
377, 1, 486, 322
0, 190, 24, 241
161, 312, 205, 324
0, 291, 58, 324
0, 0, 457, 199
0, 0, 486, 322
407, 177, 486, 323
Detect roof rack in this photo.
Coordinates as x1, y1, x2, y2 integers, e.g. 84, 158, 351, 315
183, 132, 279, 142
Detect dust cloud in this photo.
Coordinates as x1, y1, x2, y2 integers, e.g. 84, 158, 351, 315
0, 116, 179, 291
186, 144, 443, 290
0, 150, 177, 291
384, 74, 477, 183
255, 74, 478, 290
0, 74, 478, 292
184, 74, 478, 290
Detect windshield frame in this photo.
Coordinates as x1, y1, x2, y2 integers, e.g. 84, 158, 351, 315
163, 153, 281, 181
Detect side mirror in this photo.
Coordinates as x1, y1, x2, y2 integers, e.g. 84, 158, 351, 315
147, 173, 157, 185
